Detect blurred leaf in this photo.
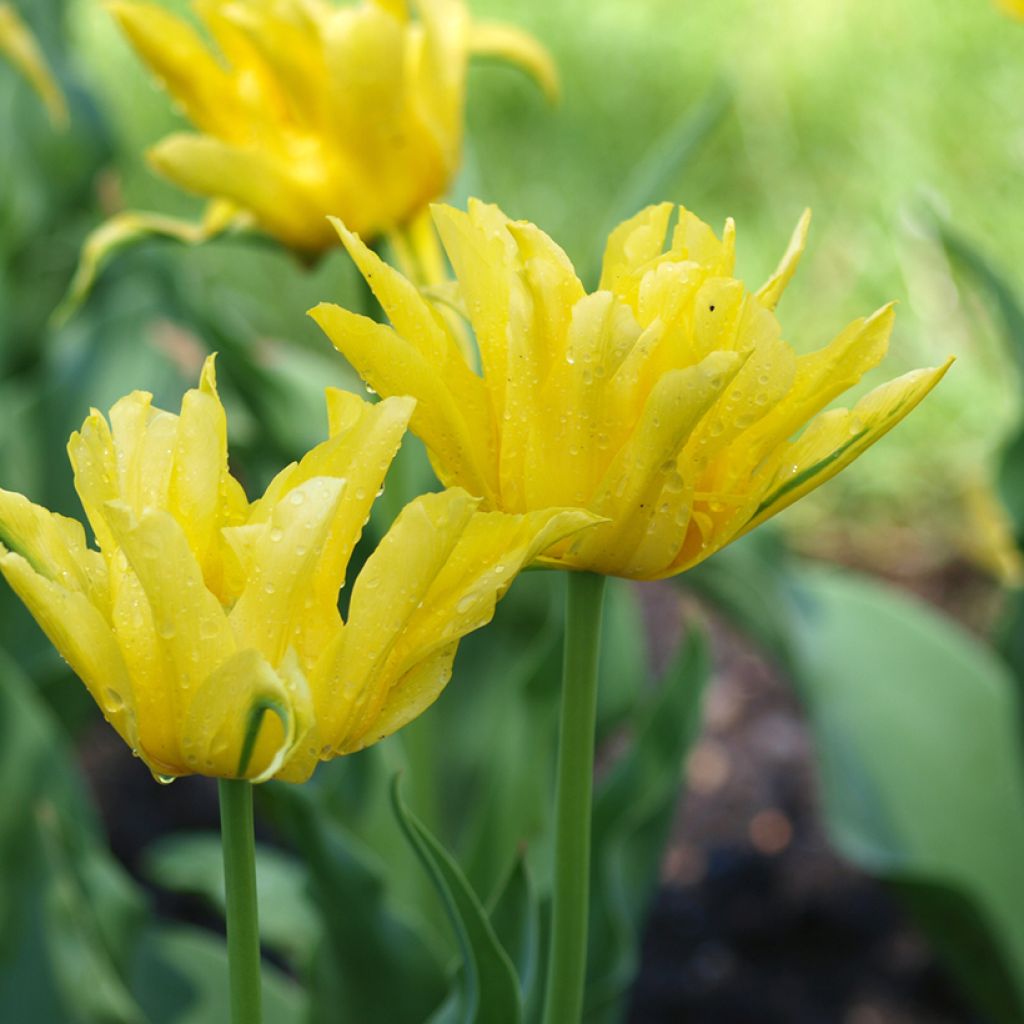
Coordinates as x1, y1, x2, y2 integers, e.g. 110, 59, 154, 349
0, 648, 148, 1023
587, 84, 731, 286
791, 565, 1024, 1021
391, 776, 523, 1024
488, 857, 542, 1016
261, 781, 447, 1024
132, 925, 306, 1024
586, 626, 711, 1021
141, 832, 320, 966
934, 222, 1024, 541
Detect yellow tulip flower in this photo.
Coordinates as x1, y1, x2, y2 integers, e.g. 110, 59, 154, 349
312, 201, 952, 580
106, 0, 558, 252
0, 2, 68, 128
0, 357, 595, 783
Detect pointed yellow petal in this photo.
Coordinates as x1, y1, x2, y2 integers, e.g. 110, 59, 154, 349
742, 358, 955, 534
572, 350, 743, 577
0, 3, 68, 128
314, 488, 477, 749
104, 503, 235, 727
169, 354, 231, 578
182, 647, 312, 781
343, 502, 598, 752
68, 409, 120, 555
107, 1, 236, 137
148, 134, 331, 251
0, 487, 108, 609
599, 203, 674, 295
0, 551, 138, 752
228, 476, 346, 667
737, 303, 896, 474
467, 20, 559, 103
309, 302, 497, 501
756, 209, 811, 311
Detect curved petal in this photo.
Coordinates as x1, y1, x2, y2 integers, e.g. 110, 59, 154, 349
600, 203, 674, 296
228, 475, 346, 668
0, 487, 108, 610
313, 488, 478, 750
756, 209, 811, 311
182, 647, 313, 781
467, 20, 559, 103
0, 551, 138, 754
148, 134, 331, 251
107, 1, 237, 138
0, 3, 68, 127
310, 301, 497, 501
103, 503, 235, 732
738, 358, 955, 538
571, 350, 743, 577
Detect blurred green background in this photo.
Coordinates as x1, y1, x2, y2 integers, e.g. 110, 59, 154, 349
4, 1, 1024, 1023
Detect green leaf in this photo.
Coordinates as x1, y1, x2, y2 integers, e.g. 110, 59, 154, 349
131, 925, 306, 1024
260, 781, 447, 1024
791, 565, 1024, 1020
587, 84, 731, 287
586, 627, 711, 1021
391, 776, 523, 1024
141, 832, 321, 966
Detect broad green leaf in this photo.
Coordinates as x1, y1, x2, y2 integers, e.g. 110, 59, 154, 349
391, 777, 523, 1024
131, 925, 306, 1024
141, 832, 320, 966
791, 566, 1024, 1020
586, 627, 711, 1021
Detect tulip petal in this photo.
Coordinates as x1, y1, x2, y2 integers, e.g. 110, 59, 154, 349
467, 20, 560, 103
756, 209, 812, 311
314, 488, 477, 749
107, 1, 237, 138
310, 301, 497, 501
229, 475, 346, 669
182, 647, 311, 782
0, 550, 138, 752
104, 503, 235, 730
148, 133, 331, 251
573, 350, 743, 576
68, 409, 120, 556
0, 3, 68, 128
742, 358, 955, 535
600, 203, 674, 295
736, 303, 896, 475
0, 487, 108, 609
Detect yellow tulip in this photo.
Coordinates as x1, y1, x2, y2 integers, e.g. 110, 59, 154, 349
0, 357, 596, 782
998, 0, 1024, 18
105, 0, 558, 252
312, 201, 952, 580
0, 2, 68, 128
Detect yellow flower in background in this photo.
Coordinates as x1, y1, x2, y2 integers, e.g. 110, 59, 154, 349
998, 0, 1024, 19
313, 201, 952, 580
0, 2, 68, 128
107, 0, 557, 251
0, 358, 595, 783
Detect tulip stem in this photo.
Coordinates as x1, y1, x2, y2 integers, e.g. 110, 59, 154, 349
219, 779, 262, 1024
543, 571, 607, 1024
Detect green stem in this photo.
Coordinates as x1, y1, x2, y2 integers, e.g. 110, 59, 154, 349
218, 779, 262, 1024
542, 571, 607, 1024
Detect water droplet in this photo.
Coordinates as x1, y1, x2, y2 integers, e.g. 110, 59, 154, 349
456, 594, 475, 614
289, 490, 306, 506
104, 688, 124, 711
270, 526, 284, 542
264, 582, 277, 595
153, 772, 177, 786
